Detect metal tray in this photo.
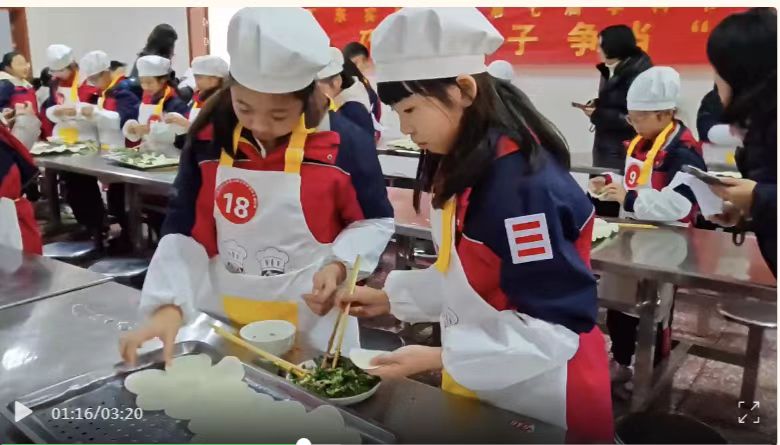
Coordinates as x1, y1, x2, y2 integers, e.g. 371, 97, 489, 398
2, 341, 396, 444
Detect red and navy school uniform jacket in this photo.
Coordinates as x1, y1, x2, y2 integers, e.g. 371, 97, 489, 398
619, 121, 706, 225
458, 130, 598, 333
454, 131, 612, 441
161, 111, 394, 257
0, 125, 42, 253
94, 77, 140, 127
0, 75, 39, 115
338, 101, 375, 139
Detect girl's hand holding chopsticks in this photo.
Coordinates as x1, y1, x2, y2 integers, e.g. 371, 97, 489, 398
303, 261, 348, 316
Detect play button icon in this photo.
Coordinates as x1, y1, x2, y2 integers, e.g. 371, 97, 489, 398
14, 401, 32, 422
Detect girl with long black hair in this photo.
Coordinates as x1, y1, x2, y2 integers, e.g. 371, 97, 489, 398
338, 8, 612, 442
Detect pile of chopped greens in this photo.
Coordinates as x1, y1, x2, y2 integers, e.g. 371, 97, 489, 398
290, 356, 380, 399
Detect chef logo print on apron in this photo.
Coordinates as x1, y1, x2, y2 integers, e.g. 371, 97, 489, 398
256, 247, 289, 276
215, 178, 259, 225
220, 239, 247, 274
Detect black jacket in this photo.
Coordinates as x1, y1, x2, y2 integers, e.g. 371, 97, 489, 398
590, 52, 653, 169
736, 116, 777, 276
696, 87, 723, 143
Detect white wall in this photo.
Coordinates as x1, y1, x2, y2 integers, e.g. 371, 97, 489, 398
208, 7, 242, 63
25, 8, 190, 77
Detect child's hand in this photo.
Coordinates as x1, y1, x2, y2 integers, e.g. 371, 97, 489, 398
603, 183, 628, 204
589, 176, 606, 195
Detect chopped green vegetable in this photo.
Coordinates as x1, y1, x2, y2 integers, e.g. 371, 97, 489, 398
290, 356, 380, 399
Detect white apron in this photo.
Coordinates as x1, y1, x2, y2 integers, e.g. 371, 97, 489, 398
136, 87, 179, 157
0, 197, 23, 250
94, 76, 125, 150
188, 101, 201, 124
601, 121, 678, 323
200, 117, 359, 354
51, 71, 97, 144
401, 199, 579, 429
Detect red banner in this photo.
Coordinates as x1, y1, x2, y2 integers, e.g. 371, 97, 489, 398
308, 7, 747, 65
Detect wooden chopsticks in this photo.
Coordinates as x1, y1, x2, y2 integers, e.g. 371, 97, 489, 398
617, 223, 658, 229
210, 324, 309, 377
324, 255, 362, 369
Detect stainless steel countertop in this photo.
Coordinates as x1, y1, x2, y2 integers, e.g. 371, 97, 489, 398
570, 150, 740, 175
0, 246, 112, 311
569, 152, 623, 175
0, 282, 564, 443
36, 153, 177, 191
591, 225, 776, 301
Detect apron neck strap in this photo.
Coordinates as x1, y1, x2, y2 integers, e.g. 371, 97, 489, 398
70, 70, 80, 103
98, 75, 121, 109
328, 97, 339, 112
433, 198, 456, 273
626, 120, 676, 186
152, 86, 171, 117
222, 114, 311, 174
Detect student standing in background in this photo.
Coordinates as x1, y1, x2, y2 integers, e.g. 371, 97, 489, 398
706, 8, 777, 276
580, 25, 653, 217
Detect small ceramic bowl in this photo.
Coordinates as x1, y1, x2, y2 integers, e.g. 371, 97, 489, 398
239, 320, 296, 357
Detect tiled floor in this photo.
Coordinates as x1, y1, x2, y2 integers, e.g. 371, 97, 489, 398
667, 301, 776, 444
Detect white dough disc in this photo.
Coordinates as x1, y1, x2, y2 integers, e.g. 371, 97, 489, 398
348, 348, 385, 370
135, 392, 168, 411
123, 369, 167, 395
186, 381, 255, 421
208, 356, 245, 382
166, 353, 212, 376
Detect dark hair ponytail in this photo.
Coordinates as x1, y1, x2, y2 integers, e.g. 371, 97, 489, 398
378, 73, 569, 210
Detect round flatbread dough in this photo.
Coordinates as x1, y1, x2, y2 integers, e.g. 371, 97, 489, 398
348, 348, 385, 370
301, 405, 349, 443
166, 353, 212, 376
185, 381, 255, 421
136, 392, 168, 411
208, 356, 245, 382
124, 369, 167, 395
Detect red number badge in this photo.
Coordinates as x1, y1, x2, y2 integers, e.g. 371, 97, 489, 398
625, 164, 641, 189
215, 179, 258, 224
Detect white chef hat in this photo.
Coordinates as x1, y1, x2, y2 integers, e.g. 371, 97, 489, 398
372, 8, 504, 83
79, 51, 111, 79
46, 44, 74, 71
487, 60, 514, 81
228, 7, 329, 94
627, 66, 681, 111
316, 47, 345, 80
136, 55, 171, 77
191, 55, 229, 78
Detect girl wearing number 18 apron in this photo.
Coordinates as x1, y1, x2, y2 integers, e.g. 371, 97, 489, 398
341, 8, 613, 442
120, 8, 394, 365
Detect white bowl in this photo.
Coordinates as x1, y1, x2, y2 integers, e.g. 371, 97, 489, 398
293, 360, 381, 406
239, 320, 296, 357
